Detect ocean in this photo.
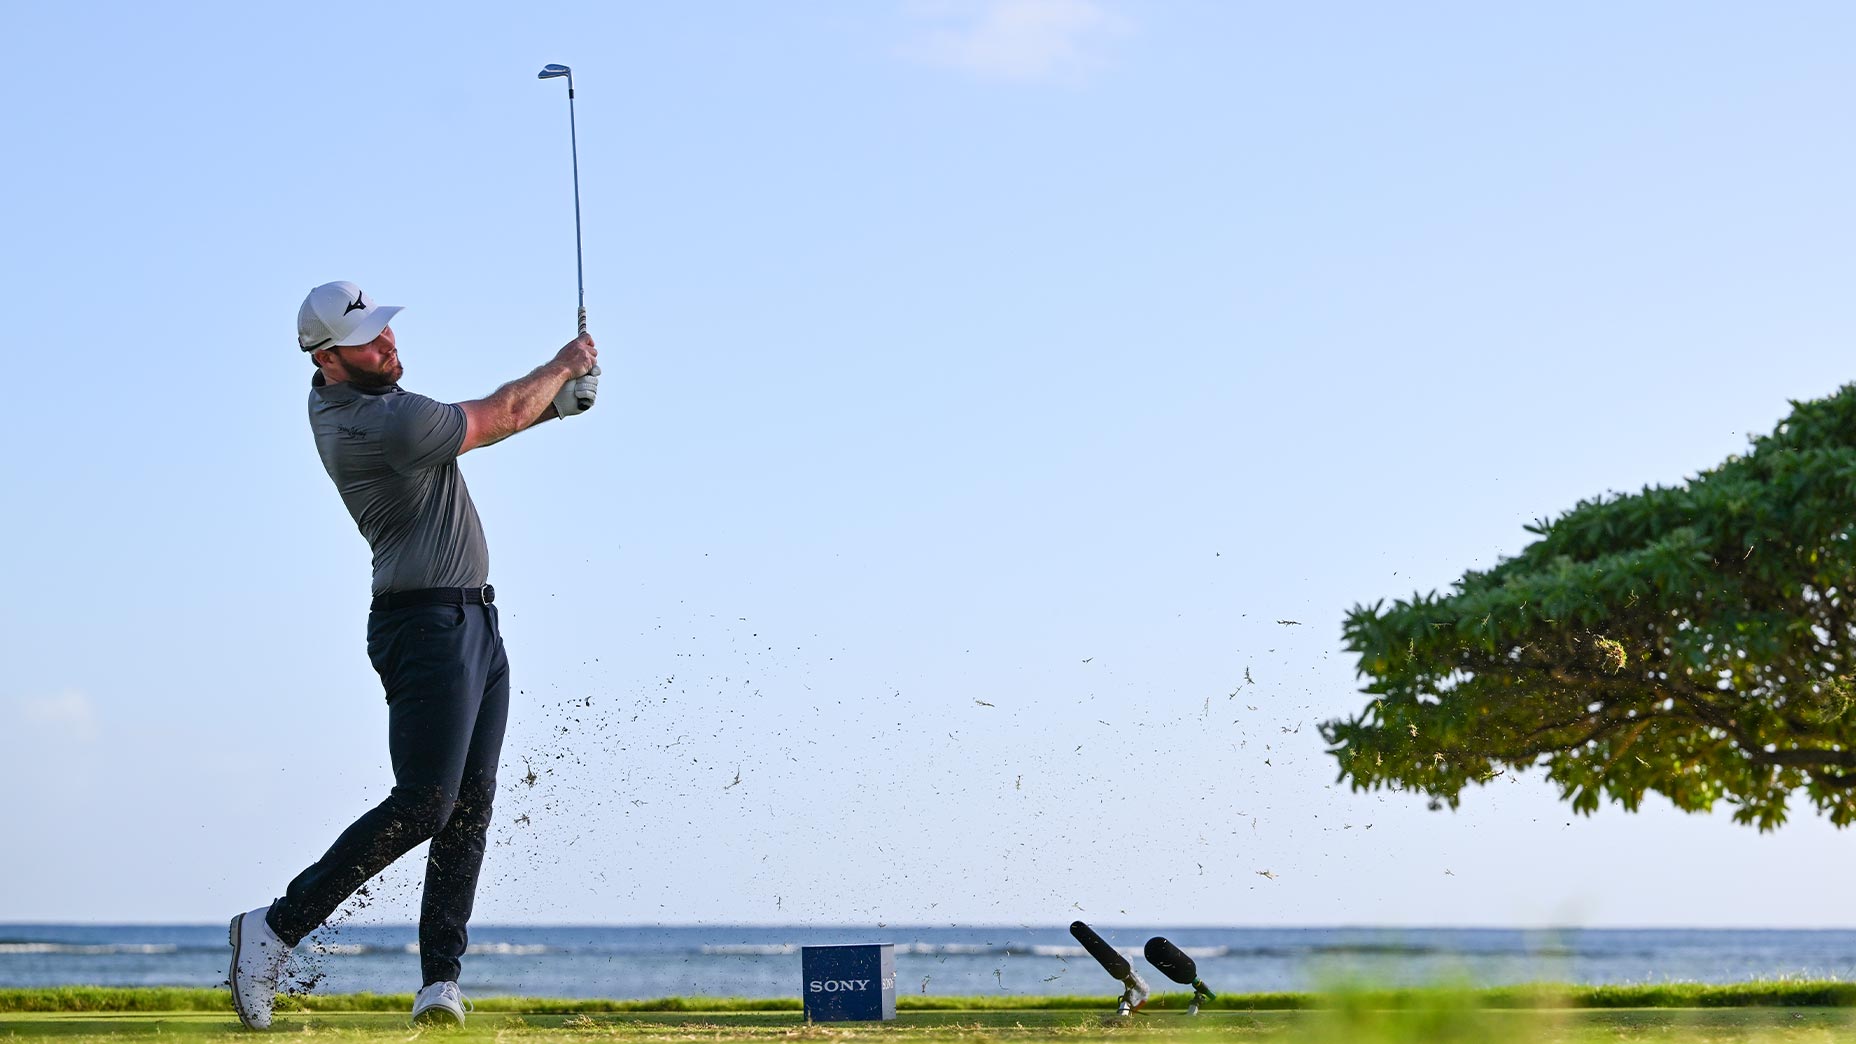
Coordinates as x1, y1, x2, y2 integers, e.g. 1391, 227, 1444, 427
7, 925, 1856, 999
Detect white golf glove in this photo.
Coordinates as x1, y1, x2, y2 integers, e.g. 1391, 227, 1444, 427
553, 365, 600, 418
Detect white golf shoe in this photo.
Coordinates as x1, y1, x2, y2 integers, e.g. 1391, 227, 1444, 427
227, 907, 291, 1030
411, 980, 471, 1026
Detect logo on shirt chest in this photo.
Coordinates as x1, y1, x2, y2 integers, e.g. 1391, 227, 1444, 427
336, 425, 370, 442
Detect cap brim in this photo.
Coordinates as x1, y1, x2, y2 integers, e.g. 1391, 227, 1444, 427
333, 304, 403, 347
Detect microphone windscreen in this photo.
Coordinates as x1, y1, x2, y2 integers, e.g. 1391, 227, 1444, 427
1069, 920, 1132, 980
1143, 936, 1199, 985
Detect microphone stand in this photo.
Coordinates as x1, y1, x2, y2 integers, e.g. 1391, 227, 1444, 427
1115, 971, 1150, 1017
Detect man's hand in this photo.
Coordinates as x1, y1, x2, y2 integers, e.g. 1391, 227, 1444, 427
548, 333, 599, 419
553, 364, 600, 418
554, 334, 597, 379
459, 333, 601, 453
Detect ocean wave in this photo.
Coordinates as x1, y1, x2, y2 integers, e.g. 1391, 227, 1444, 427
306, 943, 368, 956
1028, 944, 1232, 959
2, 925, 1850, 998
0, 943, 178, 956
702, 942, 1194, 959
1029, 945, 1128, 959
897, 943, 997, 956
400, 943, 550, 956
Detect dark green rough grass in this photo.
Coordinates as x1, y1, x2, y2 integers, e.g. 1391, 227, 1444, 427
7, 982, 1856, 1014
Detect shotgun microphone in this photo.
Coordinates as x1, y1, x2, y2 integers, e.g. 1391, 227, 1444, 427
1070, 921, 1131, 979
1144, 936, 1215, 1014
1070, 921, 1149, 1015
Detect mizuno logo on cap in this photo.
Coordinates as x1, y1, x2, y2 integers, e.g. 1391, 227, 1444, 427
343, 291, 366, 315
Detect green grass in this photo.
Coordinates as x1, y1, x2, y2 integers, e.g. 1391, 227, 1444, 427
7, 1007, 1856, 1044
10, 982, 1856, 1014
7, 987, 1856, 1043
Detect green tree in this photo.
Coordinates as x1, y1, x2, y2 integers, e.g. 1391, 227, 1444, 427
1324, 385, 1856, 830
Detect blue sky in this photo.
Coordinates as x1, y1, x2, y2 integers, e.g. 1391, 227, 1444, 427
5, 1, 1856, 928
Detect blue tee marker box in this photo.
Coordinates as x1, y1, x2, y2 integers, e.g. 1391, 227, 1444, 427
800, 943, 896, 1022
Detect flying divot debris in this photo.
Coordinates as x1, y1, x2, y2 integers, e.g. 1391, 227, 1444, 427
1069, 920, 1148, 1016
1144, 937, 1216, 1015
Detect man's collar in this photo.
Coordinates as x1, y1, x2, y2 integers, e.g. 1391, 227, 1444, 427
310, 370, 400, 399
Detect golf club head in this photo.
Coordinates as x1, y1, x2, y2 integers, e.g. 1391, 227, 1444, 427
538, 64, 572, 80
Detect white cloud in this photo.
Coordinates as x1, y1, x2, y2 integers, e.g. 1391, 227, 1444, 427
904, 0, 1129, 83
16, 689, 99, 741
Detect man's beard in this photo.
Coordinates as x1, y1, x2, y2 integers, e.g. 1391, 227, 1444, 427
346, 358, 404, 390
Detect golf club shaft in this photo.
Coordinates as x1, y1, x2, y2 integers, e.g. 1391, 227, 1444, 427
566, 77, 592, 410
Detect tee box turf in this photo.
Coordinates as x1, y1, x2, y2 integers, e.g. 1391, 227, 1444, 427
801, 943, 896, 1022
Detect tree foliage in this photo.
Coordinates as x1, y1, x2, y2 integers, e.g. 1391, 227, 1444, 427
1324, 385, 1856, 830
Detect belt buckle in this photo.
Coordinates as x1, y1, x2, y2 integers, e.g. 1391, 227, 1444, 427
476, 584, 491, 605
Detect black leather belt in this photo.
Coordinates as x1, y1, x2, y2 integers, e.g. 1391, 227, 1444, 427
370, 585, 495, 612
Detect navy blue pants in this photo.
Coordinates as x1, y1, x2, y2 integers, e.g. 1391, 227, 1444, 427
268, 602, 509, 986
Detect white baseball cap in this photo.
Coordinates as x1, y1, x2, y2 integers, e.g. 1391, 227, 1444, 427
297, 281, 404, 352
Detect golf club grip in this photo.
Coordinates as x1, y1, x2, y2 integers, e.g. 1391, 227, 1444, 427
575, 308, 593, 410
1143, 937, 1199, 986
1069, 921, 1131, 980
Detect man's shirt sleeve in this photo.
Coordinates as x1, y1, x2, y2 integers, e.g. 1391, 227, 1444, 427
381, 393, 468, 472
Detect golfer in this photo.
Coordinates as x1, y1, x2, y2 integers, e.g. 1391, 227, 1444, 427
227, 282, 600, 1030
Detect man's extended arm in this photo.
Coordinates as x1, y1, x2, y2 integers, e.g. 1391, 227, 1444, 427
458, 335, 597, 454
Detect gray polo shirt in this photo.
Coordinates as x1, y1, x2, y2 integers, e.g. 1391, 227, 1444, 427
309, 373, 489, 596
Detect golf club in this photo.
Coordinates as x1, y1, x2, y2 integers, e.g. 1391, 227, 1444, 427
1144, 937, 1215, 1015
1069, 921, 1149, 1016
537, 62, 594, 411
